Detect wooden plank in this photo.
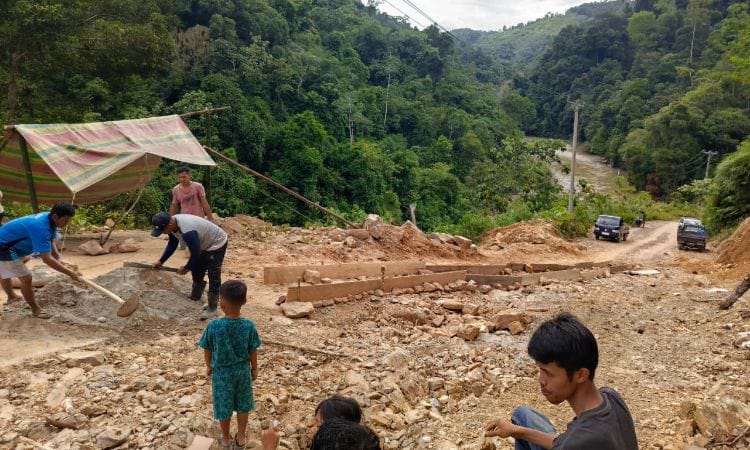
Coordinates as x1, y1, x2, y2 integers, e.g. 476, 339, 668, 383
467, 274, 530, 287
426, 264, 509, 275
385, 270, 466, 290
286, 271, 467, 302
264, 261, 425, 285
609, 264, 633, 274
529, 263, 577, 272
287, 279, 381, 302
542, 269, 582, 282
580, 268, 610, 281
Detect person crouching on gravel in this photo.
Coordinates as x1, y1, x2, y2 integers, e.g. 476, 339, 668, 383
0, 202, 82, 319
199, 280, 261, 450
484, 313, 638, 450
150, 211, 228, 320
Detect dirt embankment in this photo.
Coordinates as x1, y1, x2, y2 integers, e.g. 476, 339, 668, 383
0, 215, 748, 449
717, 217, 750, 264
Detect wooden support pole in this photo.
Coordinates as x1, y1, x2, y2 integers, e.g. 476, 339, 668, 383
179, 106, 231, 119
719, 274, 750, 310
19, 136, 39, 212
204, 146, 356, 228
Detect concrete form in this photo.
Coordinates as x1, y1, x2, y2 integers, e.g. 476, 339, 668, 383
286, 271, 467, 302
264, 261, 425, 285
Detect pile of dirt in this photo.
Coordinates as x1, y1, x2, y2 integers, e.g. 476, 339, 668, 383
370, 222, 476, 259
716, 217, 750, 264
481, 220, 582, 255
34, 267, 202, 328
220, 214, 272, 238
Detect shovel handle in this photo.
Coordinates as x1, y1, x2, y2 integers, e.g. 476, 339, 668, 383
80, 278, 125, 305
123, 261, 179, 273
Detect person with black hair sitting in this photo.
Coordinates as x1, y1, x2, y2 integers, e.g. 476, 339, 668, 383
310, 419, 381, 450
260, 396, 377, 450
0, 202, 82, 319
314, 395, 362, 426
485, 312, 638, 450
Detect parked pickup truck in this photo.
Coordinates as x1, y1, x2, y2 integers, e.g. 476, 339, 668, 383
594, 215, 630, 242
677, 218, 707, 251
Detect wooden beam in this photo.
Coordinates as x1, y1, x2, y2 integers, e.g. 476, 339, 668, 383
286, 271, 467, 302
264, 261, 425, 285
19, 136, 39, 212
719, 274, 750, 310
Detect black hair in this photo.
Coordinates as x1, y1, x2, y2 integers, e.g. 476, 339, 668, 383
315, 396, 362, 424
310, 419, 380, 450
527, 312, 598, 381
219, 280, 247, 306
176, 166, 191, 174
50, 202, 76, 218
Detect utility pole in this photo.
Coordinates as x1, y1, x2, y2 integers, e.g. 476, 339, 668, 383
567, 100, 583, 213
702, 149, 718, 179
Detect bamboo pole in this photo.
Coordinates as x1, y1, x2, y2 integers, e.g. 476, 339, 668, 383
179, 106, 231, 118
203, 146, 356, 228
19, 136, 39, 212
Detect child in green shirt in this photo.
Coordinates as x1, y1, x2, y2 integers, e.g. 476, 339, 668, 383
199, 280, 261, 449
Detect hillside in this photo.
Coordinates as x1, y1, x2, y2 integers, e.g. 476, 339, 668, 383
452, 1, 628, 68
520, 0, 750, 229
0, 0, 566, 232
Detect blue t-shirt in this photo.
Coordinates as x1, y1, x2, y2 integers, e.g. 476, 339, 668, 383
0, 212, 58, 261
198, 317, 261, 369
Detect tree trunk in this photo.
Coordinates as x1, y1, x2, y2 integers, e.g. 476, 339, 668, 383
5, 51, 22, 124
719, 274, 750, 310
689, 21, 696, 65
383, 68, 390, 126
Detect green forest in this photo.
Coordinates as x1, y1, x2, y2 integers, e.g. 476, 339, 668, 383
1, 0, 748, 236
518, 0, 750, 229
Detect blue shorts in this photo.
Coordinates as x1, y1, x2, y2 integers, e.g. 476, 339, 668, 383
211, 365, 255, 421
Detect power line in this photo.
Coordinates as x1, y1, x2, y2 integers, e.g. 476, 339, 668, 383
381, 0, 427, 29
393, 0, 469, 46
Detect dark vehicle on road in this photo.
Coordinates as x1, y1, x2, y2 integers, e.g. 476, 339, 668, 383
677, 219, 707, 251
594, 215, 630, 242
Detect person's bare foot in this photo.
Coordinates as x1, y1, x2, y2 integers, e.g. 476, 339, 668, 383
6, 294, 21, 302
31, 308, 52, 319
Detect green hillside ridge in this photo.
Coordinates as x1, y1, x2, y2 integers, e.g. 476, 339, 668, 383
451, 1, 628, 67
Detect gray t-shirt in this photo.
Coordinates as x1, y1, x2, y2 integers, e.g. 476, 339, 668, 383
552, 388, 638, 450
173, 214, 227, 251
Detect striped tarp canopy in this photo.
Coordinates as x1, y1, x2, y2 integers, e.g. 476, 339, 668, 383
0, 115, 215, 205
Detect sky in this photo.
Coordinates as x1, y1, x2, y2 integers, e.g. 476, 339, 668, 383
370, 0, 589, 31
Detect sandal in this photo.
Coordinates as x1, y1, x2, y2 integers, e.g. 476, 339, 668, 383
32, 311, 52, 319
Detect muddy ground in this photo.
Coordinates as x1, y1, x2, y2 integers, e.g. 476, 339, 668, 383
0, 218, 748, 450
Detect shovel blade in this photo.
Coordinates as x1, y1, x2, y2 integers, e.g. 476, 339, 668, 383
117, 294, 140, 317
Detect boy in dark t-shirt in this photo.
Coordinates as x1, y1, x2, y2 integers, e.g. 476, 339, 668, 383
485, 313, 638, 450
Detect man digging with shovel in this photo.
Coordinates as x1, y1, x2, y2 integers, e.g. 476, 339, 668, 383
151, 212, 228, 320
0, 202, 82, 319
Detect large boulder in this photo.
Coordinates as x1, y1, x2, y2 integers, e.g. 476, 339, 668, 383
302, 269, 321, 284
429, 232, 455, 245
78, 240, 107, 256
364, 214, 385, 240
107, 238, 140, 254
452, 235, 473, 250
280, 302, 314, 319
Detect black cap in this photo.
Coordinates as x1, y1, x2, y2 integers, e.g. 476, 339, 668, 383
151, 212, 171, 237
